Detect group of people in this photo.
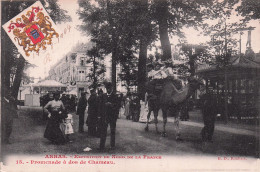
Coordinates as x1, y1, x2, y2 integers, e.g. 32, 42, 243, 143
43, 82, 121, 150
41, 93, 77, 110
60, 94, 77, 112
146, 60, 218, 142
123, 93, 141, 122
147, 60, 179, 80
2, 79, 218, 148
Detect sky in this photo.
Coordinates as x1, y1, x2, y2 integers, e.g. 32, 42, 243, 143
26, 0, 260, 81
26, 0, 89, 80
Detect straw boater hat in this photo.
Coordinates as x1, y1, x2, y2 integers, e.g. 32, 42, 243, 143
154, 60, 163, 66
163, 59, 173, 67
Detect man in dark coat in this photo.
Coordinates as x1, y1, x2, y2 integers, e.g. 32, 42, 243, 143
60, 94, 66, 105
76, 92, 88, 133
200, 93, 217, 142
70, 95, 77, 112
86, 89, 98, 136
1, 89, 18, 144
98, 82, 119, 150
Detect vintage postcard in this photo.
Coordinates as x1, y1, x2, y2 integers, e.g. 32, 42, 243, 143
1, 0, 259, 172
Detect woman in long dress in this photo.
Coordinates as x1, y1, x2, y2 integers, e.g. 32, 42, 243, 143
124, 95, 131, 119
44, 92, 67, 144
139, 92, 154, 122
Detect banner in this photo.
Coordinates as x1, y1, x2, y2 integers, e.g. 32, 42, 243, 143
2, 1, 60, 61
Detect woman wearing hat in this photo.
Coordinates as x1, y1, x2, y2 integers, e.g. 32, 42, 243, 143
149, 61, 167, 80
44, 91, 67, 144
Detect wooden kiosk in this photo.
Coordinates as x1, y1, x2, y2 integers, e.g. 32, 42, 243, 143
196, 54, 260, 120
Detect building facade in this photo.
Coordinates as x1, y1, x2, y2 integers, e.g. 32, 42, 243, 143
47, 42, 125, 96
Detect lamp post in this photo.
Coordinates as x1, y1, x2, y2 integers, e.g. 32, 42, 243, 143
224, 21, 228, 123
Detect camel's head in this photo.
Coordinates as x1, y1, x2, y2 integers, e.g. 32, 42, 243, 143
188, 76, 204, 89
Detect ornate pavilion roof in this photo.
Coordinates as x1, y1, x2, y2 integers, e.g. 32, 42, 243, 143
196, 53, 260, 73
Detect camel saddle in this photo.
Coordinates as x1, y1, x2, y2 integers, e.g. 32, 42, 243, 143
146, 78, 182, 98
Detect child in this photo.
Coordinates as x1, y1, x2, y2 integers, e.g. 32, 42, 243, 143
61, 113, 74, 142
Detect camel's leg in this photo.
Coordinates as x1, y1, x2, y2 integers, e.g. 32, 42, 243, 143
173, 112, 181, 140
154, 110, 159, 133
145, 110, 152, 132
161, 109, 167, 137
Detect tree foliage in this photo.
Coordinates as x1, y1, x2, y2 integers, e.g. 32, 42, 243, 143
86, 46, 106, 90
236, 0, 260, 21
77, 0, 259, 96
118, 49, 139, 92
78, 0, 152, 93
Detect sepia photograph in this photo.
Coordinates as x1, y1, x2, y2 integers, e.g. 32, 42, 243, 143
1, 0, 259, 171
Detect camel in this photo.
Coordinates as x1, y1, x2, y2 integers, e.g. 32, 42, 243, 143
144, 77, 203, 139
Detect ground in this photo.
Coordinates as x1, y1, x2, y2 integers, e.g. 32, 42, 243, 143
1, 106, 259, 163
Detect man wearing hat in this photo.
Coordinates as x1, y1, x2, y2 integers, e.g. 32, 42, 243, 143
86, 89, 98, 136
200, 86, 217, 142
98, 82, 119, 150
76, 92, 88, 133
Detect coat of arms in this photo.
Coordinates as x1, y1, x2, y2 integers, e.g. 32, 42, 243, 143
3, 1, 59, 59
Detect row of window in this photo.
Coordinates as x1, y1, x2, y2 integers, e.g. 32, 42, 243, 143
79, 70, 85, 73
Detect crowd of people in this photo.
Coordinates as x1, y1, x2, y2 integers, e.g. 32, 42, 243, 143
123, 93, 141, 122
42, 82, 123, 150
2, 80, 219, 148
1, 59, 217, 148
40, 93, 77, 112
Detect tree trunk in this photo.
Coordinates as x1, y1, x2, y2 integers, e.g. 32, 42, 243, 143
11, 55, 25, 99
126, 79, 131, 93
137, 39, 147, 100
189, 54, 196, 99
93, 55, 97, 90
107, 0, 117, 93
1, 1, 12, 95
156, 0, 171, 61
137, 0, 149, 100
111, 38, 117, 93
1, 45, 12, 94
189, 54, 195, 77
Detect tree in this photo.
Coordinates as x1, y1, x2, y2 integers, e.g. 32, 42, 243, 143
86, 46, 106, 90
78, 0, 251, 98
78, 0, 142, 93
236, 0, 260, 21
119, 62, 138, 93
130, 0, 154, 99
198, 4, 251, 123
182, 44, 208, 77
153, 0, 172, 61
149, 0, 214, 62
1, 0, 71, 98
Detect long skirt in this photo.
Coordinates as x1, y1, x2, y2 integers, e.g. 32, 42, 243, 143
86, 114, 98, 136
124, 103, 130, 118
139, 101, 154, 123
44, 119, 66, 144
